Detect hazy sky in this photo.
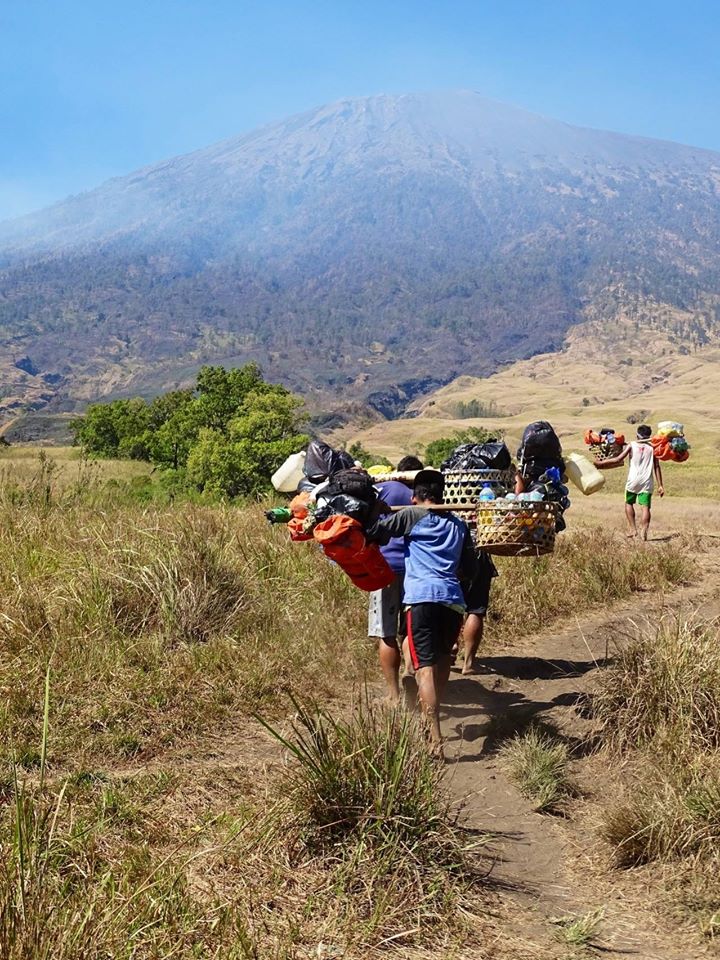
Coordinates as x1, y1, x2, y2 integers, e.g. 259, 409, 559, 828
2, 0, 720, 220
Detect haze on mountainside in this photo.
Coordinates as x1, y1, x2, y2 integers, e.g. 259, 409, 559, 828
1, 89, 720, 426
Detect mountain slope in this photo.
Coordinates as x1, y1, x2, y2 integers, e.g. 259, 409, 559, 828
2, 90, 720, 422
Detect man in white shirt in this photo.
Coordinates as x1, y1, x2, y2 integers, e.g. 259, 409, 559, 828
597, 425, 664, 540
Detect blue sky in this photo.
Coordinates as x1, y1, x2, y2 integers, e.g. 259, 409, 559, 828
2, 0, 720, 220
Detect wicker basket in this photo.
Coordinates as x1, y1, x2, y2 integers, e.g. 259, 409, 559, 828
475, 500, 559, 557
588, 442, 623, 462
442, 468, 516, 506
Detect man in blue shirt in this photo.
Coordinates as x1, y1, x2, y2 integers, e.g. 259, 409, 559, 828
367, 456, 424, 702
367, 469, 478, 756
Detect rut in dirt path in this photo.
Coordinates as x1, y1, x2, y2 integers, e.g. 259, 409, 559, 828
439, 559, 720, 960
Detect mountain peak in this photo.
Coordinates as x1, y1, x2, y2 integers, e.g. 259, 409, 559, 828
1, 91, 720, 425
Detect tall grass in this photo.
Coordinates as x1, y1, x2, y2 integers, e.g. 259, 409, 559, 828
0, 496, 368, 766
491, 529, 693, 641
595, 617, 720, 753
595, 618, 720, 932
254, 699, 486, 950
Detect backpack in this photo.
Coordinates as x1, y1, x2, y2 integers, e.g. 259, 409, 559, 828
517, 421, 564, 481
322, 469, 377, 505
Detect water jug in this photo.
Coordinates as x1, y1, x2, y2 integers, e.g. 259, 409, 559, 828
271, 451, 307, 493
565, 452, 605, 496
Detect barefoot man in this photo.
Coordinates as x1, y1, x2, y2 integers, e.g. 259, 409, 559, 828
597, 424, 665, 541
367, 469, 478, 756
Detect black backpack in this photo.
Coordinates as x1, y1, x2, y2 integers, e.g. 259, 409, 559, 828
517, 421, 564, 480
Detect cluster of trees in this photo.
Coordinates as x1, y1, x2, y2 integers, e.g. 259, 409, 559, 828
73, 364, 309, 497
453, 398, 501, 419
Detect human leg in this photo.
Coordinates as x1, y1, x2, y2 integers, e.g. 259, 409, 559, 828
624, 490, 638, 537
368, 579, 403, 701
378, 640, 401, 701
462, 613, 484, 674
461, 552, 495, 674
638, 492, 653, 541
406, 605, 463, 754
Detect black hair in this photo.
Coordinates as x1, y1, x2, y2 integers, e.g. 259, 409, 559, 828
397, 455, 424, 472
413, 479, 444, 504
637, 424, 652, 439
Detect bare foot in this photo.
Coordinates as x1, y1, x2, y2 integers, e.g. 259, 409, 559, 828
461, 656, 477, 675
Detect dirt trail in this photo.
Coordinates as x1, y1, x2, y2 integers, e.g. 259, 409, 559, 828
441, 533, 720, 959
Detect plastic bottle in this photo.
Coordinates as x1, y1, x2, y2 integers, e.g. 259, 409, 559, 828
478, 483, 496, 502
271, 452, 307, 493
564, 452, 605, 496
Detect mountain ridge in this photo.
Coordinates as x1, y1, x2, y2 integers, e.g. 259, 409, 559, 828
1, 90, 720, 425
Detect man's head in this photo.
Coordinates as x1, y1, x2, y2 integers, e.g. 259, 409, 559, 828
412, 468, 445, 504
397, 455, 424, 472
637, 424, 652, 440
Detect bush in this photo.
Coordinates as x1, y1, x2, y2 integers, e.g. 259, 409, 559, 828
500, 726, 575, 813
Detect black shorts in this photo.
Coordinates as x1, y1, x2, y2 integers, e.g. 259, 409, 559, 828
406, 603, 463, 669
463, 551, 498, 615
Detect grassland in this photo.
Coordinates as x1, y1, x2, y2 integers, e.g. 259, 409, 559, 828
0, 444, 714, 956
344, 319, 720, 499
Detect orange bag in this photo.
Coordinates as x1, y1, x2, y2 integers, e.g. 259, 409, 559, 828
287, 517, 313, 541
313, 515, 395, 592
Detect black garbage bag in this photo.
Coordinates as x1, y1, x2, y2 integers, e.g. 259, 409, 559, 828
441, 440, 511, 472
476, 441, 512, 471
323, 468, 377, 505
303, 440, 355, 484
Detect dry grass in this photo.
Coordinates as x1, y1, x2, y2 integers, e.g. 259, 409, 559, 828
594, 617, 720, 753
500, 727, 575, 813
595, 618, 720, 934
0, 492, 368, 768
490, 529, 694, 643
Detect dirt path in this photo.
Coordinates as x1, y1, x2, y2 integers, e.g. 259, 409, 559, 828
441, 537, 720, 959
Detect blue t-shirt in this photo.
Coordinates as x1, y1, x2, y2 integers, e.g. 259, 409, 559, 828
367, 507, 477, 607
375, 480, 413, 575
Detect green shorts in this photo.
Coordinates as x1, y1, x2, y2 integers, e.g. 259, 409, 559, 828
626, 490, 652, 507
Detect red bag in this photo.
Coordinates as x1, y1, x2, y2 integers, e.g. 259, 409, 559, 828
287, 517, 313, 541
313, 515, 395, 592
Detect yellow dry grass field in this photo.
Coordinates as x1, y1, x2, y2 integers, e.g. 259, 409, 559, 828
345, 318, 720, 499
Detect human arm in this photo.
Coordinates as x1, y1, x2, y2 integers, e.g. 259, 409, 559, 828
595, 447, 632, 470
654, 458, 664, 497
364, 506, 427, 544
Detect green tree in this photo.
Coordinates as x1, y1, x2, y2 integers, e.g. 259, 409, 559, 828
347, 441, 389, 468
186, 388, 309, 497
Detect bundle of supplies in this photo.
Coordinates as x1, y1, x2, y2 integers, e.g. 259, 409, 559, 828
584, 427, 625, 461
650, 421, 690, 463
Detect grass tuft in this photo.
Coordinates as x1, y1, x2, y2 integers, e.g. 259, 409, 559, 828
500, 726, 575, 813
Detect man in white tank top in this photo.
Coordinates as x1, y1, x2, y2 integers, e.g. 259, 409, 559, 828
596, 425, 664, 540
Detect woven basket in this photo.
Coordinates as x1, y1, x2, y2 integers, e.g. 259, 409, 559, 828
588, 442, 623, 462
442, 468, 516, 506
475, 500, 559, 557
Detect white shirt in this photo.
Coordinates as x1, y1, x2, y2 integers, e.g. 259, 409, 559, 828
626, 441, 655, 493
